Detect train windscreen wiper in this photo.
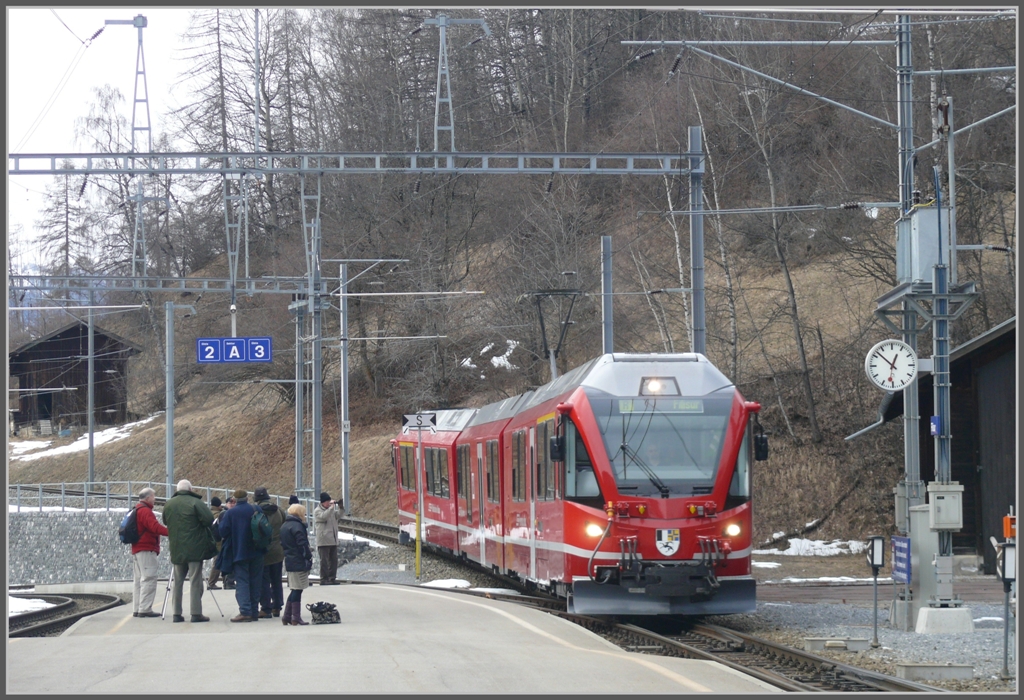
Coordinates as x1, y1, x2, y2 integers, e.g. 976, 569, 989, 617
621, 444, 671, 499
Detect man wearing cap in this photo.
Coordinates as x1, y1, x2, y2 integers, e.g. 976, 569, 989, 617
162, 479, 216, 623
314, 492, 342, 585
254, 487, 286, 618
219, 489, 265, 621
131, 487, 169, 617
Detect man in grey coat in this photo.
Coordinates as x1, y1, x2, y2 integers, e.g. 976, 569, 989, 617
314, 492, 341, 585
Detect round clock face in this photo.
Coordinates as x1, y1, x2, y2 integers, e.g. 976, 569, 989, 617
865, 339, 918, 391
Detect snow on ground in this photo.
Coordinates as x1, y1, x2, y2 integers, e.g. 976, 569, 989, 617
10, 414, 162, 462
780, 575, 893, 584
751, 561, 781, 568
9, 596, 56, 615
419, 580, 520, 595
753, 538, 869, 557
337, 531, 387, 548
9, 440, 52, 456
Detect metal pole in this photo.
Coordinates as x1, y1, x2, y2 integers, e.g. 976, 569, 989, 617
945, 96, 958, 285
87, 289, 95, 484
872, 570, 880, 647
1001, 582, 1012, 679
253, 9, 260, 154
601, 236, 613, 354
416, 426, 423, 581
689, 126, 706, 355
165, 301, 174, 494
295, 302, 305, 492
340, 264, 350, 516
311, 228, 322, 499
61, 482, 65, 512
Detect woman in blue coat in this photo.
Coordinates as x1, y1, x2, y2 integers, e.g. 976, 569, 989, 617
278, 503, 313, 626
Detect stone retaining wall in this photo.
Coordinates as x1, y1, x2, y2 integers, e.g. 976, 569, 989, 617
8, 510, 370, 586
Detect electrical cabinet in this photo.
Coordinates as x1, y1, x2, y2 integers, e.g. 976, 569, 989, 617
927, 482, 964, 530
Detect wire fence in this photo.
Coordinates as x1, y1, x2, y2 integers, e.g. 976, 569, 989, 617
7, 481, 319, 520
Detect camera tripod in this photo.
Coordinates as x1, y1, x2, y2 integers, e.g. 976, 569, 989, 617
160, 565, 224, 619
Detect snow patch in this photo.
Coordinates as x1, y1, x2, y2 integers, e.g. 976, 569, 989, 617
421, 579, 473, 589
753, 538, 869, 557
9, 440, 52, 456
11, 414, 162, 462
9, 596, 56, 615
751, 561, 781, 569
490, 340, 518, 370
337, 531, 387, 548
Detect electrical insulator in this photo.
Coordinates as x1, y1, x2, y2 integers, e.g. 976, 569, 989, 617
634, 50, 656, 62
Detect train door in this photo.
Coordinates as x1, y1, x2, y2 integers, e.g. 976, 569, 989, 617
528, 425, 537, 581
476, 441, 486, 567
534, 414, 563, 585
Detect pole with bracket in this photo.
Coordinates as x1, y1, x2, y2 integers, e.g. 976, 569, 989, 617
87, 289, 95, 484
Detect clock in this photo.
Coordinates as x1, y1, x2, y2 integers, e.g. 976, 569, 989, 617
865, 339, 918, 391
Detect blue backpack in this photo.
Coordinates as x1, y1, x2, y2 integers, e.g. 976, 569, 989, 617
119, 507, 140, 545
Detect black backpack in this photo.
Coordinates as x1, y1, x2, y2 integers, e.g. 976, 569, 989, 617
250, 506, 272, 551
119, 507, 140, 545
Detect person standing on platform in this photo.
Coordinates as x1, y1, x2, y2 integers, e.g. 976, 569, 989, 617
206, 497, 226, 589
279, 503, 313, 625
219, 489, 265, 622
162, 479, 216, 623
314, 492, 342, 585
131, 488, 168, 618
254, 487, 286, 618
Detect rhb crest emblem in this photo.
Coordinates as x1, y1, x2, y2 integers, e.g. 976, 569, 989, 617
655, 529, 681, 556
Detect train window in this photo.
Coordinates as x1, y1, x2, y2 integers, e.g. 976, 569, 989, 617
535, 418, 556, 501
399, 445, 415, 491
726, 424, 751, 508
487, 440, 499, 502
425, 448, 435, 494
511, 430, 526, 502
564, 419, 604, 507
440, 450, 450, 498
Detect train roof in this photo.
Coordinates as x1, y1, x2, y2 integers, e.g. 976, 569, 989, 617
465, 353, 734, 428
431, 408, 479, 432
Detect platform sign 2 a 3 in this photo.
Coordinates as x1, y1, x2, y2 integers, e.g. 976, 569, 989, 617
196, 337, 273, 363
891, 536, 911, 584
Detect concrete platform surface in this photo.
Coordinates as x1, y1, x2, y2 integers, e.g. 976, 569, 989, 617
8, 583, 781, 694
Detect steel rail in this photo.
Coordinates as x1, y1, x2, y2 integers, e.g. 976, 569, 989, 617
8, 593, 124, 637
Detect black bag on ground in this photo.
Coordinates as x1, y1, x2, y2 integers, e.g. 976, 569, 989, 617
306, 601, 341, 624
119, 507, 140, 545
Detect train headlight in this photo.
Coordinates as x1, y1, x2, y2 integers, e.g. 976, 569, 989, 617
640, 376, 680, 396
725, 523, 741, 537
585, 523, 605, 537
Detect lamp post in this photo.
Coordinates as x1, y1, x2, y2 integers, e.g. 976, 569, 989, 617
867, 535, 885, 648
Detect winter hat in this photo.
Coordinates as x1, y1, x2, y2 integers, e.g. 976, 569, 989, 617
319, 492, 332, 504
210, 497, 222, 508
254, 487, 270, 502
288, 495, 300, 505
233, 489, 248, 500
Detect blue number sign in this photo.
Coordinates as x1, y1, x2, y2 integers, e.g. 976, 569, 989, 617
196, 337, 273, 363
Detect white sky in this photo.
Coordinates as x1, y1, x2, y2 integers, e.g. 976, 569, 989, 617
7, 7, 196, 269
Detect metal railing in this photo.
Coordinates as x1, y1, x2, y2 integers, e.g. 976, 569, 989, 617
8, 481, 318, 518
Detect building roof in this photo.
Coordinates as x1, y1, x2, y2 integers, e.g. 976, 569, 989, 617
9, 321, 143, 359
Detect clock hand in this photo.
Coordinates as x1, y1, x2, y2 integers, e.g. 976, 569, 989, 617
881, 353, 898, 371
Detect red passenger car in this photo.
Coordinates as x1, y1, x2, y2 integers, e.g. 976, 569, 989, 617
392, 353, 768, 616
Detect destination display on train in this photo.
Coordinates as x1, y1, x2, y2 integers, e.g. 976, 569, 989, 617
618, 399, 704, 413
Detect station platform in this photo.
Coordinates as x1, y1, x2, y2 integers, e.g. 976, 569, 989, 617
8, 582, 781, 694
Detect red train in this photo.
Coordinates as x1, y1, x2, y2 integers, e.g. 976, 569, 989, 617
392, 352, 768, 615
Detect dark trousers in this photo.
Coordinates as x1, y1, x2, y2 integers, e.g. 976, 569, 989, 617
319, 545, 338, 582
232, 555, 264, 617
260, 561, 284, 612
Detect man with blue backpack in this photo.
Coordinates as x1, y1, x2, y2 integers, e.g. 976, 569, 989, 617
218, 488, 270, 622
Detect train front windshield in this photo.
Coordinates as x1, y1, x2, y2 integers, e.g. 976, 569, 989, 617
588, 391, 734, 496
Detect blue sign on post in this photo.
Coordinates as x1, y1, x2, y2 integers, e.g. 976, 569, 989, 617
891, 536, 911, 584
196, 338, 222, 363
196, 337, 273, 363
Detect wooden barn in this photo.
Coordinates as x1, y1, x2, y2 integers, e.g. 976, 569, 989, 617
883, 316, 1016, 575
8, 321, 142, 434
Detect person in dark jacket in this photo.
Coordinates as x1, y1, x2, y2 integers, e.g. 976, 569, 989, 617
218, 489, 264, 622
278, 503, 312, 626
206, 497, 226, 589
162, 479, 216, 623
131, 488, 169, 618
254, 487, 286, 618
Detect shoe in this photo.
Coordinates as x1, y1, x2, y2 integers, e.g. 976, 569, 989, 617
230, 614, 252, 622
137, 611, 161, 618
258, 610, 273, 619
224, 584, 236, 590
133, 612, 139, 617
282, 605, 292, 625
272, 608, 281, 618
289, 602, 309, 626
251, 615, 260, 622
191, 615, 210, 623
207, 583, 221, 590
172, 615, 185, 623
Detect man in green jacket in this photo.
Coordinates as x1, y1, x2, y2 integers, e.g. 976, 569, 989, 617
162, 479, 216, 622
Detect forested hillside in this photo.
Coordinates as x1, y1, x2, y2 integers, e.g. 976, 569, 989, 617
9, 9, 1015, 540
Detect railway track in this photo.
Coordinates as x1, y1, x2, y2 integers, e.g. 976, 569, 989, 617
9, 593, 124, 637
323, 520, 945, 691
